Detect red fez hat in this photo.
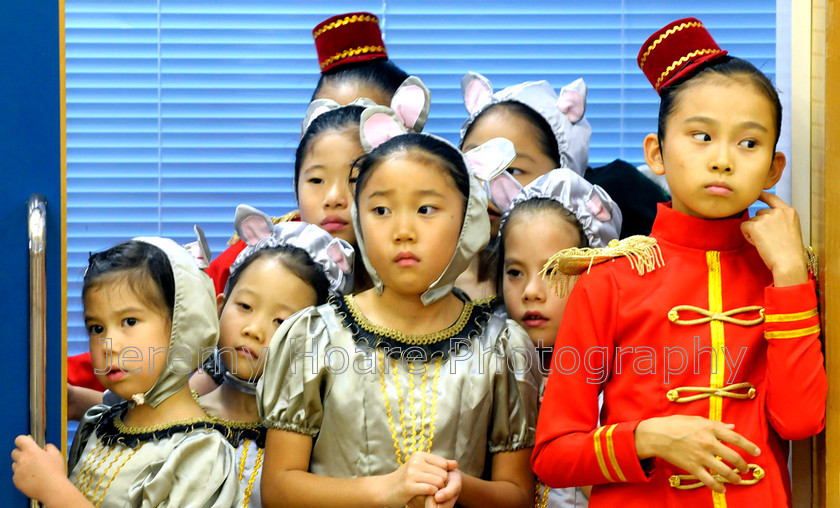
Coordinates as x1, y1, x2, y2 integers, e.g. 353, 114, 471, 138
313, 12, 388, 73
637, 17, 728, 94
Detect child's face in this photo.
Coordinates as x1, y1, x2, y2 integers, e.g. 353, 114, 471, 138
217, 257, 317, 381
462, 108, 557, 235
298, 131, 364, 246
502, 212, 581, 348
314, 81, 392, 107
85, 277, 172, 400
358, 154, 465, 296
646, 77, 785, 219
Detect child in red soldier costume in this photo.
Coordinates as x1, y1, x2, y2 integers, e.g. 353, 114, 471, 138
531, 18, 826, 508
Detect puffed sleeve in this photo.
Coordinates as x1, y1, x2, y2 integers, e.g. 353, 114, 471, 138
128, 431, 240, 508
487, 317, 542, 453
257, 304, 334, 436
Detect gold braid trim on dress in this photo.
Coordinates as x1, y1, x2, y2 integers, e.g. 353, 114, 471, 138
345, 294, 474, 345
227, 210, 300, 245
534, 481, 550, 508
540, 236, 664, 297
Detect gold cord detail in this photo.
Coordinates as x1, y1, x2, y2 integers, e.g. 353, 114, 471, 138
93, 444, 144, 507
535, 480, 550, 508
668, 305, 764, 326
74, 440, 106, 493
666, 382, 756, 403
345, 294, 473, 345
112, 415, 216, 434
669, 464, 765, 489
243, 447, 264, 508
378, 349, 443, 465
238, 438, 250, 482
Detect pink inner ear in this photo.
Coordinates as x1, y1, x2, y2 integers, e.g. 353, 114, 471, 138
391, 85, 424, 130
464, 79, 492, 114
466, 150, 505, 180
585, 194, 611, 221
363, 113, 404, 149
240, 215, 272, 245
557, 89, 585, 123
190, 244, 208, 266
327, 243, 350, 272
489, 173, 522, 212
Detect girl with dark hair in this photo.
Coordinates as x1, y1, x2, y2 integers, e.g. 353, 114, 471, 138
206, 105, 367, 295
13, 238, 239, 507
458, 73, 592, 300
257, 100, 540, 508
493, 168, 622, 508
197, 205, 353, 508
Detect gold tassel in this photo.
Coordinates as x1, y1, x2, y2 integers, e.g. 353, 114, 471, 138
540, 236, 664, 297
226, 210, 300, 245
804, 246, 818, 282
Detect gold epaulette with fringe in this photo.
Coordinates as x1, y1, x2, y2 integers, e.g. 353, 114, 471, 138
540, 236, 664, 297
226, 210, 300, 245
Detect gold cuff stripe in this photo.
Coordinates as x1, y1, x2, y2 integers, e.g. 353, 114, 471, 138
320, 45, 386, 70
765, 324, 821, 339
764, 308, 819, 323
655, 48, 722, 90
605, 424, 627, 482
313, 14, 378, 40
593, 426, 614, 481
639, 21, 704, 69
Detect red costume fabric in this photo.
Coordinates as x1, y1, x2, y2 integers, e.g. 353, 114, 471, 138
205, 240, 247, 296
68, 352, 106, 392
532, 204, 826, 507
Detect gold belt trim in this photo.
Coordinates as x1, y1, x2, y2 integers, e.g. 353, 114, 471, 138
666, 382, 756, 403
669, 464, 765, 490
668, 305, 765, 326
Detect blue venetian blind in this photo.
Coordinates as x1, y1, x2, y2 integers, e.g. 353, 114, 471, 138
65, 0, 778, 358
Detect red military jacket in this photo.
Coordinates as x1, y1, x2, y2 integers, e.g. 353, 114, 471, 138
532, 203, 826, 507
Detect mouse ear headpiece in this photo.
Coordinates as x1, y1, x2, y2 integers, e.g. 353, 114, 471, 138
230, 205, 354, 295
